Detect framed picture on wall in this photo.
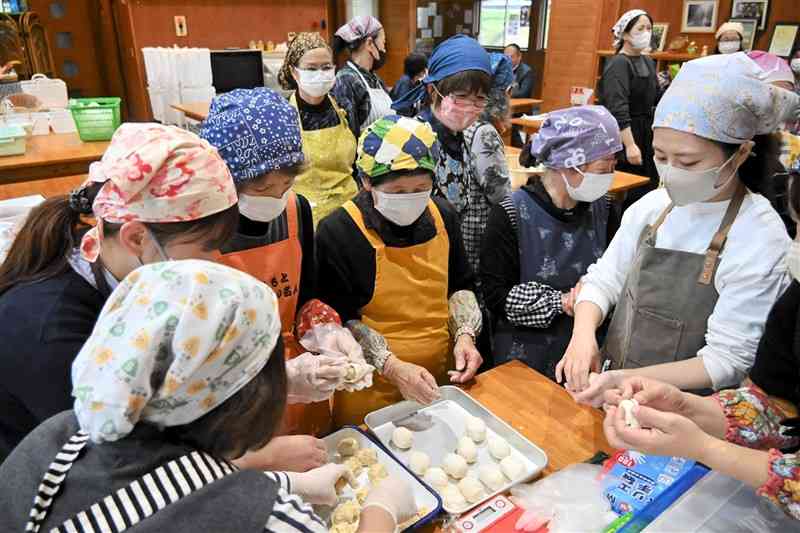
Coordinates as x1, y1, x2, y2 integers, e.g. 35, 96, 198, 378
729, 18, 758, 51
731, 0, 769, 31
651, 23, 669, 52
681, 0, 719, 34
768, 23, 799, 57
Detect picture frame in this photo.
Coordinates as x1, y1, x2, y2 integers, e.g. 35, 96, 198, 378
729, 17, 758, 51
651, 23, 669, 52
731, 0, 769, 31
768, 23, 799, 58
681, 0, 719, 34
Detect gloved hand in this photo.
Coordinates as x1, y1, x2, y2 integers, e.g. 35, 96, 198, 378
288, 463, 353, 506
301, 323, 374, 393
286, 352, 347, 403
362, 476, 417, 528
383, 356, 440, 405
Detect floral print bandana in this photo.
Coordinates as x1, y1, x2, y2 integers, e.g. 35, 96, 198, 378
71, 259, 281, 443
79, 123, 238, 262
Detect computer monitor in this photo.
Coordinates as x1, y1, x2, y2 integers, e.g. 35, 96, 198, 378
210, 50, 264, 94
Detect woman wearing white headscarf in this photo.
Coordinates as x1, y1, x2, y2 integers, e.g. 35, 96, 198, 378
0, 261, 415, 532
559, 53, 799, 402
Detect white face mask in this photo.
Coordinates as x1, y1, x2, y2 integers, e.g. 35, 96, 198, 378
654, 150, 740, 206
788, 240, 800, 281
373, 189, 431, 226
791, 59, 800, 74
629, 31, 652, 50
562, 169, 614, 202
718, 41, 741, 54
239, 190, 290, 223
295, 68, 336, 98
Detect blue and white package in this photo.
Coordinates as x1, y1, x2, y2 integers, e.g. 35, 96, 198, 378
603, 451, 697, 515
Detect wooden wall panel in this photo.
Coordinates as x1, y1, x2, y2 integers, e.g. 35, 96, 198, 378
378, 0, 414, 87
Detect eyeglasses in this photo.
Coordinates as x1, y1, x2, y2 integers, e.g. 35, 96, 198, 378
296, 64, 335, 72
433, 86, 488, 110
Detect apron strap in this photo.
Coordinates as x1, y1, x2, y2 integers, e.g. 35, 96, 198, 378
698, 184, 747, 285
343, 199, 444, 249
641, 202, 675, 246
286, 191, 299, 240
348, 61, 371, 89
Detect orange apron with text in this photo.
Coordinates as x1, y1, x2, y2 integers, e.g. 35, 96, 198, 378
332, 200, 452, 428
217, 193, 331, 436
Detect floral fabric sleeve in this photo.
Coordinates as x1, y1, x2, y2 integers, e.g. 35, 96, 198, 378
345, 320, 392, 373
757, 449, 800, 520
714, 385, 800, 450
449, 290, 483, 342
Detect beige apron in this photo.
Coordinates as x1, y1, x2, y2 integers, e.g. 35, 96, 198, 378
603, 185, 746, 369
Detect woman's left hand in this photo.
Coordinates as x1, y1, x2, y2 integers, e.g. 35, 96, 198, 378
604, 403, 712, 460
449, 335, 483, 384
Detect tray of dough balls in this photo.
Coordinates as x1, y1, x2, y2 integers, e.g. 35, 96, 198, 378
365, 385, 548, 515
321, 426, 442, 532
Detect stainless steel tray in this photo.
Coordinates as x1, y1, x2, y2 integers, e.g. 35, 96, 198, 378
365, 386, 548, 514
320, 426, 442, 531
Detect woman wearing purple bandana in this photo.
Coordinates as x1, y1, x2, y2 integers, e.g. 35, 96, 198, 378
480, 106, 622, 380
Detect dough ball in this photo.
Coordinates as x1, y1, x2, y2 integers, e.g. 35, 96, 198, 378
332, 499, 361, 524
441, 483, 467, 508
466, 416, 487, 443
458, 475, 486, 504
355, 485, 370, 504
456, 436, 478, 464
500, 455, 525, 481
478, 464, 505, 491
330, 524, 358, 533
392, 426, 413, 450
424, 467, 449, 489
443, 452, 469, 480
368, 462, 389, 483
620, 399, 641, 429
337, 437, 360, 457
488, 436, 511, 461
409, 450, 430, 476
356, 447, 378, 467
344, 456, 363, 477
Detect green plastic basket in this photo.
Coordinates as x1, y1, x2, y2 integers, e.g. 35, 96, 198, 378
68, 97, 121, 142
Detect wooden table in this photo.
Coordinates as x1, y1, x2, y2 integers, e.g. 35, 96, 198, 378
0, 173, 86, 201
511, 117, 544, 135
0, 134, 108, 185
510, 98, 543, 114
171, 101, 211, 122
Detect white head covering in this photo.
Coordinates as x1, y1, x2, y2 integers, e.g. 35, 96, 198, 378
71, 260, 282, 443
612, 9, 648, 48
716, 22, 745, 40
654, 53, 800, 144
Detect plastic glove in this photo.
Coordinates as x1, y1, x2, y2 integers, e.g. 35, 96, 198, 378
383, 356, 440, 405
608, 375, 691, 416
288, 463, 352, 506
286, 352, 347, 403
362, 476, 417, 528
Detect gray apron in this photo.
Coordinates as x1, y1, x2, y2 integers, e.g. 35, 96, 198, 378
603, 185, 746, 369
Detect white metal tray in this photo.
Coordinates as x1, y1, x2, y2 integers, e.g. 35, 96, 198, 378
364, 386, 548, 514
320, 426, 442, 530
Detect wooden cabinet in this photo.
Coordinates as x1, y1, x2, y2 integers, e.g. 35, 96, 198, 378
0, 11, 54, 80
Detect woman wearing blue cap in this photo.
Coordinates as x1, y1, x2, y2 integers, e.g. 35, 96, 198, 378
481, 106, 623, 381
559, 53, 798, 404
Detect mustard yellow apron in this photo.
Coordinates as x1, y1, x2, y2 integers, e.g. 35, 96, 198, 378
333, 200, 452, 428
290, 93, 358, 227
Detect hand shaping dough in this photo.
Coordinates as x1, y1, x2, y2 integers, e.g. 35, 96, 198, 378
443, 452, 469, 480
368, 462, 389, 483
456, 436, 478, 464
619, 399, 641, 429
500, 455, 524, 481
488, 436, 511, 461
337, 437, 360, 457
392, 426, 414, 450
332, 500, 361, 525
409, 450, 430, 476
424, 467, 449, 489
344, 362, 373, 383
344, 456, 364, 477
441, 483, 467, 508
355, 447, 378, 467
478, 464, 505, 491
466, 416, 487, 443
458, 475, 486, 504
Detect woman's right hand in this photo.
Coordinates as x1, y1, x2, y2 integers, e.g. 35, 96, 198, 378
555, 332, 601, 393
383, 356, 440, 405
625, 143, 643, 166
606, 376, 691, 417
236, 435, 327, 472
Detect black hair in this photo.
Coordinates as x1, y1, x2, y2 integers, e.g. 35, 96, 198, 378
234, 163, 307, 193
719, 133, 782, 197
430, 70, 492, 107
504, 43, 522, 54
615, 13, 653, 53
404, 53, 428, 78
164, 336, 288, 459
332, 31, 381, 59
362, 168, 434, 189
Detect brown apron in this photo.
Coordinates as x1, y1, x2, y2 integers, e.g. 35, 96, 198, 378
603, 185, 746, 369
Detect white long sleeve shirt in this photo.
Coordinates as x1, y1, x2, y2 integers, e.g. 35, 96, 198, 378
577, 189, 790, 389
